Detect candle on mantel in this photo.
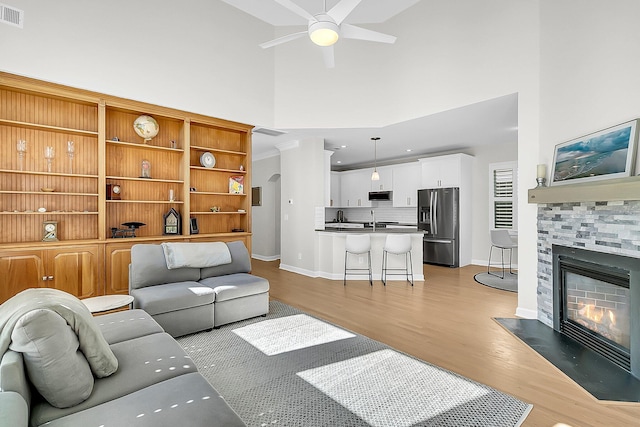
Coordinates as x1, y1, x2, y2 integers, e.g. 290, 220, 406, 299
537, 164, 547, 179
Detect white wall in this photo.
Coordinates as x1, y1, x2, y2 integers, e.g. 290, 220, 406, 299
0, 0, 275, 126
277, 138, 326, 275
467, 141, 518, 266
251, 155, 281, 260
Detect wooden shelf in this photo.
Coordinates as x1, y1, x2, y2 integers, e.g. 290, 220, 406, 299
191, 211, 247, 215
107, 200, 184, 204
190, 166, 246, 174
190, 191, 246, 196
0, 169, 98, 178
0, 211, 98, 215
105, 176, 184, 184
0, 190, 98, 196
0, 119, 98, 136
106, 139, 184, 152
190, 145, 246, 156
528, 176, 640, 204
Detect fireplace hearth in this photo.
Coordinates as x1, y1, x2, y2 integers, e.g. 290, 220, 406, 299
552, 245, 640, 378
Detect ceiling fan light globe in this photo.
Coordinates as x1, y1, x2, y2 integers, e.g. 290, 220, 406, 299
309, 18, 340, 46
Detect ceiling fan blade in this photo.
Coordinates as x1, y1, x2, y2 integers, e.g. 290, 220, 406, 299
260, 31, 308, 49
321, 45, 335, 68
341, 23, 397, 44
327, 0, 362, 25
274, 0, 316, 22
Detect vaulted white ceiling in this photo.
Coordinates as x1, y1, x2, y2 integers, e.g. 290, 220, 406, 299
223, 0, 518, 169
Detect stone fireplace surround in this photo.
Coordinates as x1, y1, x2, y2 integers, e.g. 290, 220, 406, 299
494, 198, 640, 401
537, 200, 640, 328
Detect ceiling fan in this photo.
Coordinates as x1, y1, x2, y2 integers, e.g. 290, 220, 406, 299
260, 0, 397, 68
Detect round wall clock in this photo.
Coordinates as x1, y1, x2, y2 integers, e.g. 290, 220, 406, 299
200, 152, 216, 168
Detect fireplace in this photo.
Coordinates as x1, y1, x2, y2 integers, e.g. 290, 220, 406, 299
553, 245, 640, 378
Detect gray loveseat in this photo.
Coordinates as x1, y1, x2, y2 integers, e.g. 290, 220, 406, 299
129, 240, 269, 337
0, 289, 245, 427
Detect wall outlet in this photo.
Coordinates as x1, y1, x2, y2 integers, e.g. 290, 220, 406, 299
358, 256, 364, 264
284, 214, 289, 220
298, 253, 302, 260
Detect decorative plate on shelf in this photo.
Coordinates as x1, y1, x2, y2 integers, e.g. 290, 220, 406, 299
200, 152, 216, 168
133, 115, 159, 142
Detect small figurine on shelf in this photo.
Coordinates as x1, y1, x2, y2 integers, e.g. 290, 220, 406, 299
140, 159, 151, 178
239, 164, 244, 171
170, 140, 176, 149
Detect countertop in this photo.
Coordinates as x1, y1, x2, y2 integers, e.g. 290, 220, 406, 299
317, 227, 424, 234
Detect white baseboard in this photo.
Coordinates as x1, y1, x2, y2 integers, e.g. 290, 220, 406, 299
279, 263, 319, 278
252, 254, 280, 262
471, 259, 519, 269
515, 307, 537, 319
278, 264, 424, 282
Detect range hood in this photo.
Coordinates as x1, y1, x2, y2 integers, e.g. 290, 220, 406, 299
368, 191, 393, 201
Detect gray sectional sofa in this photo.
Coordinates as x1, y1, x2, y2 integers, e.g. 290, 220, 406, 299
129, 240, 269, 337
0, 289, 246, 427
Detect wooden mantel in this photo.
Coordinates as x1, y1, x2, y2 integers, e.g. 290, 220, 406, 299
528, 176, 640, 204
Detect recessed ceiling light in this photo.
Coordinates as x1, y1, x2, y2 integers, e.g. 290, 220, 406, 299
336, 160, 342, 164
341, 145, 347, 148
406, 149, 412, 152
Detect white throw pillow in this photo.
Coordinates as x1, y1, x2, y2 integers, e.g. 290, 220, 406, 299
10, 309, 94, 408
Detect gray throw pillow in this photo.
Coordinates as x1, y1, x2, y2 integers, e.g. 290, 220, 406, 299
10, 309, 94, 408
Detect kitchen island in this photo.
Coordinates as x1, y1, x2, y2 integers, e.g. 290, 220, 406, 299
315, 228, 425, 282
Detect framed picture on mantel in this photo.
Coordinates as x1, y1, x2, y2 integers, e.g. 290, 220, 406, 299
550, 119, 639, 186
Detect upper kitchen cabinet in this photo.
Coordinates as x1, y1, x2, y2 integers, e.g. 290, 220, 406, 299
419, 153, 473, 189
329, 171, 341, 207
392, 162, 421, 207
370, 165, 393, 192
340, 169, 372, 207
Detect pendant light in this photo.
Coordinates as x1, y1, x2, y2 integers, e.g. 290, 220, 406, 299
371, 137, 380, 181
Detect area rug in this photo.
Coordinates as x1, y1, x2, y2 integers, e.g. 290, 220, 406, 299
177, 301, 532, 427
474, 272, 518, 292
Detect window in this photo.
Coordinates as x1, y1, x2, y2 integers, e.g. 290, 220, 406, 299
489, 161, 517, 230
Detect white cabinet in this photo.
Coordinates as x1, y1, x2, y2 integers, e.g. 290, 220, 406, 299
419, 153, 473, 266
330, 171, 341, 207
420, 154, 472, 188
340, 169, 372, 207
370, 165, 393, 192
392, 162, 421, 207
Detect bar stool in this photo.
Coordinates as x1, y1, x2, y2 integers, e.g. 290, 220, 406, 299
344, 234, 373, 286
487, 229, 518, 279
382, 234, 413, 286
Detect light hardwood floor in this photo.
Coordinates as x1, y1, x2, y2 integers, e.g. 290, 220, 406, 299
251, 260, 640, 427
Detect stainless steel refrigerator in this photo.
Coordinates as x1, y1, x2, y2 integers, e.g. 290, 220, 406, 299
418, 187, 459, 267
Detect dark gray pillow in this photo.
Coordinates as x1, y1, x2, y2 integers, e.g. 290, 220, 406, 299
10, 309, 94, 408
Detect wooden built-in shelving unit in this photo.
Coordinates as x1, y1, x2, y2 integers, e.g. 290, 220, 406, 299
0, 72, 253, 302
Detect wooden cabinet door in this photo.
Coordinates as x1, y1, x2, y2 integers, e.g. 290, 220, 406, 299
46, 246, 101, 299
105, 243, 133, 295
0, 250, 46, 303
